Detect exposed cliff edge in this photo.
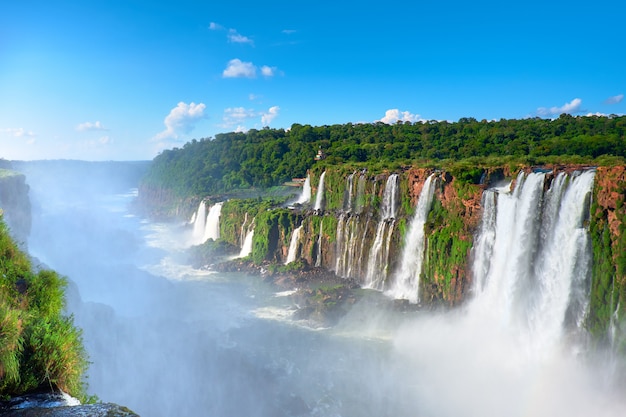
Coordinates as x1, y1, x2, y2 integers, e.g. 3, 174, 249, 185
139, 163, 626, 352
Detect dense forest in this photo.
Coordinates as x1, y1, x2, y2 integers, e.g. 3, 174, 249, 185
141, 114, 626, 199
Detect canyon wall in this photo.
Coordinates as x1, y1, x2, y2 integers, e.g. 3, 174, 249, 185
155, 164, 626, 349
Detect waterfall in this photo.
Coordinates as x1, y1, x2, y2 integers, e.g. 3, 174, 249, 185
314, 171, 326, 212
285, 225, 303, 265
239, 213, 249, 246
470, 170, 595, 352
386, 174, 437, 303
380, 174, 399, 220
296, 174, 312, 205
237, 230, 254, 258
364, 174, 399, 290
315, 219, 323, 267
237, 214, 254, 258
335, 214, 367, 278
202, 202, 223, 243
343, 172, 356, 213
191, 201, 207, 243
355, 173, 367, 214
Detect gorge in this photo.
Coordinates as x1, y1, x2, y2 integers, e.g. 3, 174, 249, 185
2, 116, 626, 417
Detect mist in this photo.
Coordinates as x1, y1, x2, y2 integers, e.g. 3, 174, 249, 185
13, 161, 626, 417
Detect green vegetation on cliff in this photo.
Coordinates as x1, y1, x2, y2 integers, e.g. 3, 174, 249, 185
141, 115, 625, 202
0, 218, 88, 400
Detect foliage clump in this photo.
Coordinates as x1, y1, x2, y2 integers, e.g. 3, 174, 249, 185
0, 218, 88, 400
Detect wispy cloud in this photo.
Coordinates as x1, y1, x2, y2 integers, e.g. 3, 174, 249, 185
211, 23, 254, 46
220, 105, 280, 129
223, 59, 257, 78
282, 29, 296, 34
228, 29, 254, 45
76, 121, 108, 132
262, 106, 280, 126
221, 107, 257, 128
605, 94, 624, 105
153, 102, 206, 141
223, 59, 279, 78
377, 109, 424, 124
1, 127, 36, 138
537, 98, 583, 117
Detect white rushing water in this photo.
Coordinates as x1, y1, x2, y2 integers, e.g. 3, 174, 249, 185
386, 173, 437, 303
314, 171, 326, 211
190, 201, 223, 245
470, 170, 596, 353
364, 174, 399, 290
237, 229, 254, 258
285, 225, 302, 264
296, 174, 312, 205
202, 201, 223, 243
191, 201, 207, 242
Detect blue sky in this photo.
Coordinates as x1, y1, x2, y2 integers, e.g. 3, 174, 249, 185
1, 0, 624, 161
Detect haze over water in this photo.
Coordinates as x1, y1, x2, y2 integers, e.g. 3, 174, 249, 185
16, 162, 626, 417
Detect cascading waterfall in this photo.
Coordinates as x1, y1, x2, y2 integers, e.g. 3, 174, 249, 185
285, 225, 303, 264
236, 214, 255, 258
237, 229, 254, 258
355, 173, 367, 214
202, 202, 223, 243
470, 169, 596, 352
335, 214, 367, 278
239, 213, 249, 245
343, 172, 356, 213
386, 174, 437, 303
315, 219, 323, 267
314, 171, 326, 212
191, 201, 207, 243
364, 174, 399, 290
296, 174, 312, 205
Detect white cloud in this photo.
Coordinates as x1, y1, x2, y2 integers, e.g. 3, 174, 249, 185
282, 29, 296, 34
221, 107, 257, 128
222, 59, 279, 78
249, 93, 260, 101
209, 22, 223, 30
605, 94, 624, 105
223, 59, 257, 78
153, 102, 206, 140
262, 106, 280, 126
2, 127, 36, 138
228, 29, 254, 45
537, 98, 583, 117
76, 121, 107, 131
377, 109, 424, 124
260, 65, 276, 77
220, 105, 280, 130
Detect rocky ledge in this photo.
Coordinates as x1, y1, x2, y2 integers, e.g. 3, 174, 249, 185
1, 392, 139, 417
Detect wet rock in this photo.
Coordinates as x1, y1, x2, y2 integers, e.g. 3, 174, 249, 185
1, 392, 139, 417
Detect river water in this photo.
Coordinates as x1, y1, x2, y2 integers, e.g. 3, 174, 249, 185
19, 163, 626, 417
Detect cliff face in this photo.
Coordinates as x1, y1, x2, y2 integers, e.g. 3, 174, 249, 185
0, 169, 32, 245
170, 165, 626, 344
588, 166, 626, 349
